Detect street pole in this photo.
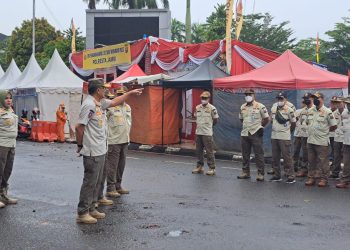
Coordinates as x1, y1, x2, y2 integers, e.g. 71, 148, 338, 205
32, 0, 35, 55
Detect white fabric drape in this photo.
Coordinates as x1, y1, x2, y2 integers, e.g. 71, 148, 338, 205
234, 45, 268, 69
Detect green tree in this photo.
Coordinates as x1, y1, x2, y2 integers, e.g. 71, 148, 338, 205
203, 4, 295, 53
5, 18, 62, 70
325, 16, 350, 74
106, 0, 169, 9
171, 18, 185, 42
0, 38, 9, 70
83, 0, 101, 9
203, 4, 226, 41
191, 23, 206, 43
37, 28, 86, 68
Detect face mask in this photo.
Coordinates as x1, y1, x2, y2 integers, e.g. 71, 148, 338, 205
304, 99, 311, 106
201, 100, 209, 105
245, 96, 253, 103
314, 99, 321, 107
278, 101, 285, 107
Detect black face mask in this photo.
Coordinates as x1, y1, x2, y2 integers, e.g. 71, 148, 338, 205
304, 99, 311, 106
313, 98, 321, 107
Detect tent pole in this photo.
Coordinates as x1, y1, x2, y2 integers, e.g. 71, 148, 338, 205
161, 87, 165, 146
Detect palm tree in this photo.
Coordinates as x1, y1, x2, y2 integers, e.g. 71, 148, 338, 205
185, 0, 191, 43
107, 0, 169, 9
171, 18, 185, 42
83, 0, 100, 9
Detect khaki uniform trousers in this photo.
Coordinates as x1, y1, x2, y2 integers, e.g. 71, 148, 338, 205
77, 155, 105, 215
271, 139, 295, 178
293, 137, 308, 171
0, 146, 15, 192
307, 143, 329, 181
196, 135, 215, 169
340, 145, 350, 183
331, 141, 343, 176
241, 133, 265, 175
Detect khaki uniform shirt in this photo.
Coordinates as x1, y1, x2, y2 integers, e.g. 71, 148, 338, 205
195, 103, 219, 136
294, 106, 311, 138
341, 109, 350, 145
334, 109, 344, 143
0, 108, 18, 148
239, 101, 269, 136
272, 101, 296, 112
78, 95, 112, 157
107, 103, 132, 145
271, 104, 296, 140
307, 105, 337, 146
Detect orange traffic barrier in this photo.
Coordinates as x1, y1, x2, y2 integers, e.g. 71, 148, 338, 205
42, 122, 51, 142
49, 122, 58, 142
30, 121, 38, 141
36, 121, 44, 142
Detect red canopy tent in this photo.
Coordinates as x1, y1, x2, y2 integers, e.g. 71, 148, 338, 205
110, 64, 146, 86
214, 50, 348, 90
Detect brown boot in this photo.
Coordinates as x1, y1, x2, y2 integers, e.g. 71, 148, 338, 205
206, 169, 216, 176
116, 188, 129, 195
237, 172, 251, 179
76, 213, 97, 224
305, 178, 315, 186
90, 210, 106, 219
336, 182, 350, 189
106, 191, 121, 198
192, 166, 204, 174
98, 197, 113, 206
0, 201, 5, 208
0, 190, 18, 205
318, 179, 328, 187
296, 170, 307, 178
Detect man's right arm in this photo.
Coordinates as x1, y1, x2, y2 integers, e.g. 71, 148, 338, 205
75, 124, 85, 153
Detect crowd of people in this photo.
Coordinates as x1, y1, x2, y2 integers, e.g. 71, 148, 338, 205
194, 89, 350, 189
1, 81, 350, 224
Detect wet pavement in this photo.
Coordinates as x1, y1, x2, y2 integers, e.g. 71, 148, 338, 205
1, 141, 350, 250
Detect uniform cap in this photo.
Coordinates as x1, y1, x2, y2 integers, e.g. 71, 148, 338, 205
276, 92, 287, 99
311, 92, 324, 99
106, 92, 115, 99
200, 91, 211, 98
244, 89, 255, 94
343, 96, 350, 104
330, 96, 343, 102
116, 86, 128, 94
302, 92, 312, 99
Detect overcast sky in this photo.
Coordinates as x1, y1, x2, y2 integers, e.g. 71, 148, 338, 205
0, 0, 349, 41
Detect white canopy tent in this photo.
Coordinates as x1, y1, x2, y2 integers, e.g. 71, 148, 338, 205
19, 49, 83, 127
13, 54, 42, 117
0, 59, 21, 89
16, 54, 42, 89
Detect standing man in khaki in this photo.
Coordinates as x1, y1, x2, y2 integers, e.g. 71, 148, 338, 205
294, 93, 314, 177
237, 89, 269, 181
192, 91, 219, 176
75, 79, 142, 224
270, 93, 296, 183
330, 96, 345, 179
102, 87, 132, 199
305, 92, 337, 187
336, 96, 350, 188
0, 91, 18, 208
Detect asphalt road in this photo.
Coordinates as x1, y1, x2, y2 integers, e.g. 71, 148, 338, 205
1, 141, 350, 250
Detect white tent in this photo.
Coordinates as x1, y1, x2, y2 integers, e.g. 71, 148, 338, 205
13, 54, 42, 117
16, 54, 42, 89
0, 59, 21, 89
19, 49, 83, 127
0, 65, 4, 78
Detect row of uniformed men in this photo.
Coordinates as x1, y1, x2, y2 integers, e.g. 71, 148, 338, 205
192, 90, 350, 188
